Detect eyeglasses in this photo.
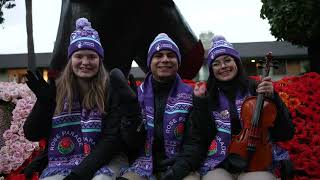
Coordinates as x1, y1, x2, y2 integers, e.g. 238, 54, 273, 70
211, 57, 235, 68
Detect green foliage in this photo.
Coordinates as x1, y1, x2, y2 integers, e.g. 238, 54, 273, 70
0, 0, 16, 24
260, 0, 320, 46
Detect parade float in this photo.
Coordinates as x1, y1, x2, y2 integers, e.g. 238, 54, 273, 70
1, 72, 320, 180
1, 0, 319, 179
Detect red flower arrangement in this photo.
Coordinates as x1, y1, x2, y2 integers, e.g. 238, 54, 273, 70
274, 72, 320, 180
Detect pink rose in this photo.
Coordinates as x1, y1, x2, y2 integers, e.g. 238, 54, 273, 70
24, 143, 35, 152
2, 130, 13, 140
2, 92, 11, 101
10, 143, 23, 152
0, 146, 9, 154
5, 139, 14, 146
10, 134, 19, 141
12, 113, 22, 121
10, 124, 19, 133
0, 153, 10, 161
25, 104, 33, 110
13, 151, 23, 159
1, 163, 12, 174
19, 110, 29, 118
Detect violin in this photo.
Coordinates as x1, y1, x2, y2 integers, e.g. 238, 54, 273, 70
228, 52, 278, 171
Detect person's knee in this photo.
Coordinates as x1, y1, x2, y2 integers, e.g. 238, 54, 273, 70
202, 168, 234, 180
121, 172, 146, 180
238, 171, 276, 180
92, 174, 113, 180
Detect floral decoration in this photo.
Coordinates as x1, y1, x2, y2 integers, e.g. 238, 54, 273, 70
274, 72, 320, 179
0, 82, 39, 176
1, 72, 320, 180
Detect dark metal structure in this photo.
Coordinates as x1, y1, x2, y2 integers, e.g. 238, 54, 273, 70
50, 0, 204, 79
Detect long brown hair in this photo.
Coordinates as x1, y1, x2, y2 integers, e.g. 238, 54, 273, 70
55, 59, 108, 114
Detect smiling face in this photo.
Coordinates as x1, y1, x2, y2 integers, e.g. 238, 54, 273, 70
71, 50, 100, 79
211, 55, 238, 82
150, 50, 179, 82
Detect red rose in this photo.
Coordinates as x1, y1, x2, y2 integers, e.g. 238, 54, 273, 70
305, 160, 320, 177
60, 137, 72, 148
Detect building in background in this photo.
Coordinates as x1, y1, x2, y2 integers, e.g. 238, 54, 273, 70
0, 53, 51, 82
0, 41, 308, 82
196, 41, 309, 81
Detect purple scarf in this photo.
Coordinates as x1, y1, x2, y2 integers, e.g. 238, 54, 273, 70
199, 90, 246, 175
124, 73, 193, 178
200, 90, 290, 175
41, 100, 113, 178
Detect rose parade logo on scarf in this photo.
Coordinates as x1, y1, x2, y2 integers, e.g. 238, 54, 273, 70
58, 137, 75, 154
50, 130, 83, 152
83, 143, 91, 156
174, 123, 185, 140
208, 140, 218, 156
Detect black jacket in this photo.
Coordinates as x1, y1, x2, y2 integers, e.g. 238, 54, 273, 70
23, 72, 145, 180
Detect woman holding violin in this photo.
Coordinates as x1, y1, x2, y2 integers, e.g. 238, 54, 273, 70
193, 35, 294, 180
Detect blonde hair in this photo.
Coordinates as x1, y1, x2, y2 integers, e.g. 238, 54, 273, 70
55, 59, 108, 114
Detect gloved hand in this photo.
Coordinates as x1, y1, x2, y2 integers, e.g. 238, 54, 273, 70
159, 158, 191, 180
128, 74, 138, 102
158, 158, 176, 180
158, 158, 176, 171
126, 73, 144, 131
223, 153, 248, 173
26, 70, 56, 103
21, 147, 48, 180
109, 68, 138, 104
160, 168, 175, 180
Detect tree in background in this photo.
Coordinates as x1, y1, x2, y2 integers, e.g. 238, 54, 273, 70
260, 0, 320, 73
0, 0, 15, 24
25, 0, 36, 70
199, 31, 214, 50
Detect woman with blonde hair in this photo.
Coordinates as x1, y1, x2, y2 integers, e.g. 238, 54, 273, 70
23, 17, 145, 180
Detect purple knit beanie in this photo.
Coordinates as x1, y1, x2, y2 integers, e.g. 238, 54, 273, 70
67, 17, 104, 59
207, 35, 240, 67
147, 33, 181, 70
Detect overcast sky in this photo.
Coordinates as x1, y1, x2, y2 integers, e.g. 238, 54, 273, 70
0, 0, 275, 54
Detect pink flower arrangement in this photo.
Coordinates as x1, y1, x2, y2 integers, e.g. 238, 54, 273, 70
0, 82, 38, 175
